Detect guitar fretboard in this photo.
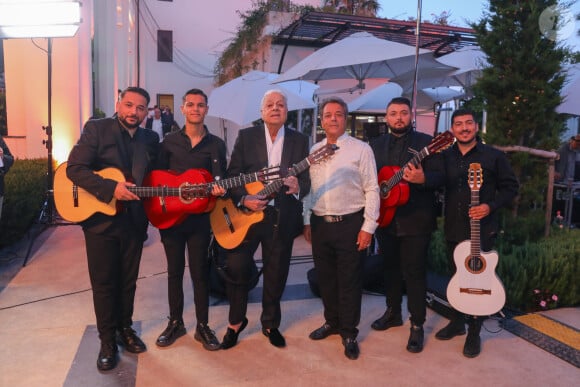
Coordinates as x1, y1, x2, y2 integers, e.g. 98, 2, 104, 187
258, 158, 311, 197
470, 189, 481, 258
384, 148, 429, 191
128, 186, 186, 198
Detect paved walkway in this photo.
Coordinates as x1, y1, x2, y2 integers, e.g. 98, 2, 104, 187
0, 224, 578, 386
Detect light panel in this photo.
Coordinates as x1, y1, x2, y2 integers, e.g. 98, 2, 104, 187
0, 1, 81, 38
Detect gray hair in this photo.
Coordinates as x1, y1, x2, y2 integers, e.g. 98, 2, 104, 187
261, 89, 288, 109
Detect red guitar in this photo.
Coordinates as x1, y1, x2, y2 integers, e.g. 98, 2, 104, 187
446, 163, 506, 316
377, 131, 453, 227
143, 167, 279, 229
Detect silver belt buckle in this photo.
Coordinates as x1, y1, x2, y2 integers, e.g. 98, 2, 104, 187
323, 215, 343, 223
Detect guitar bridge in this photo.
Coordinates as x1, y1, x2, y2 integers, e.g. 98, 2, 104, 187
222, 207, 235, 233
459, 288, 492, 295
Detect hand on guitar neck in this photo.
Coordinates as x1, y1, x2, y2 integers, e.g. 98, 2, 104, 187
241, 175, 299, 212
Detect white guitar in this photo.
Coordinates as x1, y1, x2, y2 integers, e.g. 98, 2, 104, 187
446, 163, 506, 316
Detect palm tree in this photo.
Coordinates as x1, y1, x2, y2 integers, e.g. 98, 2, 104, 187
321, 0, 381, 17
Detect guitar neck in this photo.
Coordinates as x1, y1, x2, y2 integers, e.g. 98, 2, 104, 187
384, 147, 429, 191
129, 186, 184, 198
257, 157, 311, 196
212, 171, 268, 190
470, 190, 481, 257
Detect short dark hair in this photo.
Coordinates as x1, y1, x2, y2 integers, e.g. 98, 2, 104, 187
183, 88, 208, 104
387, 97, 411, 110
119, 86, 150, 105
319, 97, 348, 116
451, 108, 476, 124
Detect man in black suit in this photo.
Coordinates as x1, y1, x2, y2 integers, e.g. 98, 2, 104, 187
0, 135, 14, 221
369, 97, 441, 354
67, 87, 160, 371
219, 89, 310, 349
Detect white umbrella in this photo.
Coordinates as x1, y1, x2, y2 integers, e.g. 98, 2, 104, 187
207, 70, 319, 126
347, 83, 463, 114
273, 32, 456, 92
557, 64, 580, 115
392, 46, 488, 94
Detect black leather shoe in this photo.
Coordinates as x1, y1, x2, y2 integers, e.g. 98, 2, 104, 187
406, 324, 424, 353
435, 320, 466, 340
342, 338, 360, 360
156, 318, 186, 348
195, 323, 221, 351
262, 327, 286, 348
463, 332, 481, 358
371, 308, 403, 331
221, 317, 248, 350
117, 327, 147, 353
96, 341, 118, 371
309, 323, 339, 340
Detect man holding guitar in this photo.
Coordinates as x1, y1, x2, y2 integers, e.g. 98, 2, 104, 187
66, 87, 160, 371
369, 97, 443, 354
154, 88, 227, 351
219, 89, 310, 350
434, 108, 518, 358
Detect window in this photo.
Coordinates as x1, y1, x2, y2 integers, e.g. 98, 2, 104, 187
157, 30, 173, 62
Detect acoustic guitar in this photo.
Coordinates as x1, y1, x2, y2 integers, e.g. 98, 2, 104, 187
377, 131, 453, 227
53, 162, 279, 228
210, 143, 338, 250
446, 163, 506, 316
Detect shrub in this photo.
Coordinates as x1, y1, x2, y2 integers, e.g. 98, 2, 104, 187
0, 159, 47, 248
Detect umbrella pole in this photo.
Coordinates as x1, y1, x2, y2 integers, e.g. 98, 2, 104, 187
411, 0, 423, 128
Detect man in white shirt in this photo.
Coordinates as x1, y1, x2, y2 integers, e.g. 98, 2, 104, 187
145, 107, 164, 141
303, 97, 380, 360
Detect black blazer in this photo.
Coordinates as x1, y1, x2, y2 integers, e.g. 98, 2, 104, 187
227, 125, 310, 240
370, 130, 440, 236
66, 117, 160, 233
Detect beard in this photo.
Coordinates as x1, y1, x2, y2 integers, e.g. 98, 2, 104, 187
118, 115, 141, 130
389, 123, 413, 135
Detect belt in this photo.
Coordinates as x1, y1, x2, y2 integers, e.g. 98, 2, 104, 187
315, 209, 364, 223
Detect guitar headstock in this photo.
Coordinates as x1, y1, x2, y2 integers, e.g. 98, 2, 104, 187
468, 163, 483, 191
307, 143, 338, 165
427, 131, 454, 154
257, 165, 281, 183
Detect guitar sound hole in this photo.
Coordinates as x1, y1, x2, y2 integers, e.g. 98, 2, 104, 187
464, 255, 486, 274
380, 182, 390, 199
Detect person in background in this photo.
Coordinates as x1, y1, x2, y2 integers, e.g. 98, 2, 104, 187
154, 88, 227, 351
145, 107, 164, 141
304, 97, 379, 360
434, 108, 518, 358
220, 89, 310, 350
66, 86, 160, 371
555, 134, 580, 183
0, 135, 15, 221
369, 97, 441, 354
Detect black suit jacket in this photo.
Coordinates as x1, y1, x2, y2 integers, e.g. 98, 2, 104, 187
227, 125, 310, 240
66, 117, 160, 234
370, 130, 440, 236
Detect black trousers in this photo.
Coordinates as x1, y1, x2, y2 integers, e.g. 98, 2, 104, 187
159, 214, 212, 325
83, 215, 143, 343
375, 229, 431, 326
310, 211, 365, 339
224, 207, 293, 329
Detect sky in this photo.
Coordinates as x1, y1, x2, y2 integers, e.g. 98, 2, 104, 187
376, 0, 580, 50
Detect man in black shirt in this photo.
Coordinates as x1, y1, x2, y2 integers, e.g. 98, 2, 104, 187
155, 88, 227, 351
435, 108, 518, 358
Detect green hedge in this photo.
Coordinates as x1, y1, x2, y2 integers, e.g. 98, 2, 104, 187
0, 158, 47, 248
428, 218, 580, 312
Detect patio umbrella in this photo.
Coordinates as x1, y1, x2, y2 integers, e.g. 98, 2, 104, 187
207, 70, 318, 126
557, 64, 580, 115
392, 46, 488, 95
273, 32, 456, 92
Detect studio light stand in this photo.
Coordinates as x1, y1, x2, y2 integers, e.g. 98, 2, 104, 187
23, 38, 73, 266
